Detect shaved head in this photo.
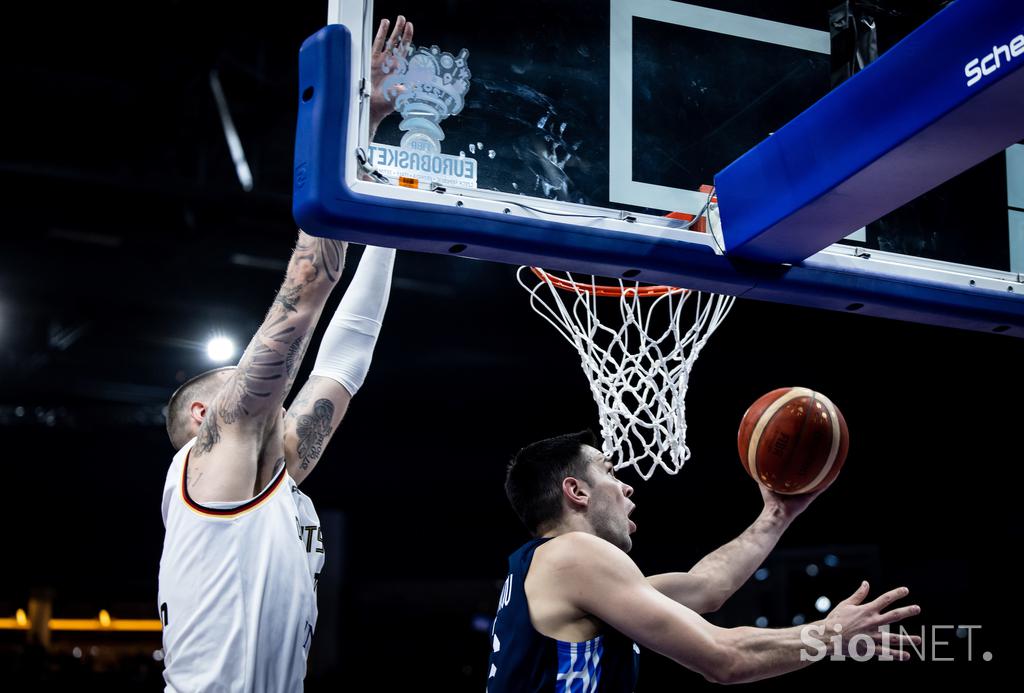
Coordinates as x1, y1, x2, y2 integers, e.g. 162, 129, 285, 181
165, 367, 235, 449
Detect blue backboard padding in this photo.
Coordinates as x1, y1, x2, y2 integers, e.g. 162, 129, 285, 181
716, 0, 1024, 264
293, 25, 1024, 337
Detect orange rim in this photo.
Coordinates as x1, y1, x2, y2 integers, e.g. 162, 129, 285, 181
528, 197, 714, 297
529, 267, 686, 297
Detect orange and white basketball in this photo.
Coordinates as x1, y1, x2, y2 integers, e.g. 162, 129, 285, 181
737, 387, 849, 495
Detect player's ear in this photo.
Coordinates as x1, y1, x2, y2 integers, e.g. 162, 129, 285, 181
189, 400, 207, 425
562, 476, 590, 509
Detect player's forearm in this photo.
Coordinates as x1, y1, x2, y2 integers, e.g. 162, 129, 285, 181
309, 246, 394, 396
206, 233, 346, 431
279, 231, 347, 305
685, 506, 792, 610
282, 246, 394, 481
264, 231, 347, 394
711, 621, 822, 684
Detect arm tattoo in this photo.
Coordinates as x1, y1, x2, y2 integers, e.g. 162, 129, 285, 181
275, 234, 343, 315
295, 399, 335, 471
285, 336, 305, 379
261, 308, 298, 345
219, 311, 293, 425
282, 334, 310, 397
319, 239, 343, 282
294, 235, 344, 284
275, 284, 302, 313
201, 234, 344, 441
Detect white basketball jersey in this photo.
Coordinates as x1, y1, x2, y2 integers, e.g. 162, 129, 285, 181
158, 438, 325, 693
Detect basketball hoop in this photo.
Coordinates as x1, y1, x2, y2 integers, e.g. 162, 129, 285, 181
517, 211, 735, 480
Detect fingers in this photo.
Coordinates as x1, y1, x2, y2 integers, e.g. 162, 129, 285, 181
878, 647, 913, 661
840, 580, 871, 606
876, 604, 921, 626
386, 15, 407, 52
372, 17, 411, 55
402, 21, 414, 54
866, 586, 910, 612
872, 626, 921, 642
372, 18, 389, 54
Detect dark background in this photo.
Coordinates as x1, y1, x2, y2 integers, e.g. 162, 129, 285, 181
1, 0, 1019, 690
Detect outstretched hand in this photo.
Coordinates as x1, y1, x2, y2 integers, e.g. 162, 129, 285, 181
369, 16, 414, 130
824, 581, 922, 660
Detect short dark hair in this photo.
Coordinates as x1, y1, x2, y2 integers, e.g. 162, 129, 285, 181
505, 430, 598, 535
165, 366, 236, 449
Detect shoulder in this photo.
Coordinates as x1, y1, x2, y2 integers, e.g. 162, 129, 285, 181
536, 532, 641, 579
543, 531, 619, 555
530, 533, 659, 630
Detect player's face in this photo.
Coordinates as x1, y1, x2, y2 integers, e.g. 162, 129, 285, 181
582, 447, 636, 552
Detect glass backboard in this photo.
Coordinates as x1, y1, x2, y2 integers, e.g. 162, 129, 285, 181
293, 0, 1024, 335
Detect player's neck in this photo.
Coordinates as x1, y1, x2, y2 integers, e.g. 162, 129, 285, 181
539, 513, 595, 540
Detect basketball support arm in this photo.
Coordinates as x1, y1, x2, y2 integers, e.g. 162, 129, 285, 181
717, 0, 1024, 265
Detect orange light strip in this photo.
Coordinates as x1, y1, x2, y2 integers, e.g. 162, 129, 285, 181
0, 617, 162, 632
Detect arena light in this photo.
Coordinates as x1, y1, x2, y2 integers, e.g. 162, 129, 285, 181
0, 613, 162, 632
207, 336, 236, 363
210, 70, 254, 192
47, 618, 162, 632
815, 596, 832, 613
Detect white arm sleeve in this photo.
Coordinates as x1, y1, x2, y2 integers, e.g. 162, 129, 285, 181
310, 245, 395, 395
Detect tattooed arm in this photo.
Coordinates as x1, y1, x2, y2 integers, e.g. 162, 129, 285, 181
283, 246, 396, 484
283, 377, 353, 485
187, 231, 346, 503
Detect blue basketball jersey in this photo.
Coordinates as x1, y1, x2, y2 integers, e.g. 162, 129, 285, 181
486, 537, 640, 692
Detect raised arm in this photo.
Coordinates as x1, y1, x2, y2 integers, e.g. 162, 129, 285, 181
188, 231, 346, 502
283, 245, 396, 484
649, 483, 828, 613
553, 533, 920, 685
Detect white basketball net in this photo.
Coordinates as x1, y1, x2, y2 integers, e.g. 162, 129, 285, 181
517, 267, 735, 480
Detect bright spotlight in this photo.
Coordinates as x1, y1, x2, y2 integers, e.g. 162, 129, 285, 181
207, 337, 236, 363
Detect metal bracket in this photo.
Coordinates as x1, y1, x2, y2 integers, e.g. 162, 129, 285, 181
354, 147, 389, 184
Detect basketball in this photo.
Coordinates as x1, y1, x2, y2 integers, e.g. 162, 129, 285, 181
737, 387, 849, 495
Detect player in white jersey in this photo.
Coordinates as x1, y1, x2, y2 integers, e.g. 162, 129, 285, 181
157, 17, 414, 691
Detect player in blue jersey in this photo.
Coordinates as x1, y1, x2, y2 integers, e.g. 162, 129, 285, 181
487, 430, 922, 690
